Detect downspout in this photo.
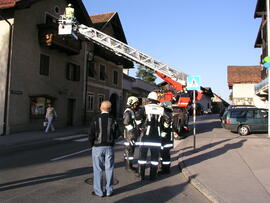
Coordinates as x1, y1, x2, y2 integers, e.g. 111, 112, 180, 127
0, 13, 14, 136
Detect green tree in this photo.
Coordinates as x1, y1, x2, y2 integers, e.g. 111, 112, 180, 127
136, 65, 156, 84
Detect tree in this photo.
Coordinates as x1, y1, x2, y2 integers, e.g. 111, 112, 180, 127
136, 65, 156, 84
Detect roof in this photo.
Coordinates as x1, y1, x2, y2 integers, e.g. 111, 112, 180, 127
227, 66, 262, 87
0, 0, 21, 9
90, 12, 115, 24
0, 0, 92, 26
254, 0, 265, 18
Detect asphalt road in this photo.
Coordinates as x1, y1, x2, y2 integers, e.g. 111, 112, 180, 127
0, 135, 209, 203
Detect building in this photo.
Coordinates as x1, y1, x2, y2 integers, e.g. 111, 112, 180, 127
123, 73, 156, 108
227, 65, 263, 105
88, 12, 134, 119
0, 0, 94, 134
254, 0, 269, 105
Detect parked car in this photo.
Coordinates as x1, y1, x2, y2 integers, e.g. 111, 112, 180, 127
221, 107, 268, 136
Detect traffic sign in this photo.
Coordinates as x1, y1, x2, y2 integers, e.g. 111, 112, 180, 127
187, 76, 201, 90
264, 62, 270, 69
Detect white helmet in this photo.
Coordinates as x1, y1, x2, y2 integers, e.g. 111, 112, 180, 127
127, 96, 139, 106
147, 91, 158, 101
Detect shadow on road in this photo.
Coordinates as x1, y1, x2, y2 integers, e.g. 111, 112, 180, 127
181, 139, 247, 168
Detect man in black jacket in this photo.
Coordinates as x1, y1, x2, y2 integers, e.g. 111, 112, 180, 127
89, 101, 119, 197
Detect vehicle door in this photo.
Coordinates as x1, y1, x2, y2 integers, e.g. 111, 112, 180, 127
253, 109, 268, 132
258, 109, 268, 132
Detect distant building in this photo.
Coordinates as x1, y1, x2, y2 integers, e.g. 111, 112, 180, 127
227, 66, 263, 105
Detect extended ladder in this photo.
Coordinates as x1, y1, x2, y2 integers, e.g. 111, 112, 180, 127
58, 15, 188, 84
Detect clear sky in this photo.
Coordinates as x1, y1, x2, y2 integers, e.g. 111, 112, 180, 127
82, 0, 262, 102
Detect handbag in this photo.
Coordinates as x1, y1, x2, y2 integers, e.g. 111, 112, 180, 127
43, 121, 48, 127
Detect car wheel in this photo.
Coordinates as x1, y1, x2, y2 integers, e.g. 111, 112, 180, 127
238, 125, 249, 136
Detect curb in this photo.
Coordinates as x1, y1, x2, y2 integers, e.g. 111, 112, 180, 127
0, 133, 88, 155
178, 154, 225, 203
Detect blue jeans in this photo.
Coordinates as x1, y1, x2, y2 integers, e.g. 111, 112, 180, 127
45, 116, 55, 133
92, 146, 114, 196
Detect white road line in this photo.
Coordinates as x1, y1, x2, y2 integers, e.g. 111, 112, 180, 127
73, 138, 88, 142
50, 148, 91, 161
53, 134, 87, 141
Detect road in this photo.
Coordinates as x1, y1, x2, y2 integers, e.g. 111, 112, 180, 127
0, 134, 210, 203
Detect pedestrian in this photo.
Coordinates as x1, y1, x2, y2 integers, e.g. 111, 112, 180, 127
88, 101, 120, 197
45, 103, 57, 133
160, 101, 174, 174
123, 96, 141, 172
137, 91, 165, 180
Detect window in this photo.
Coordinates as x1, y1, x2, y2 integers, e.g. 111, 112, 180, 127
87, 61, 95, 78
40, 54, 49, 76
66, 63, 80, 81
87, 93, 94, 112
98, 94, 105, 108
99, 64, 106, 81
230, 110, 246, 118
30, 96, 52, 119
113, 70, 118, 85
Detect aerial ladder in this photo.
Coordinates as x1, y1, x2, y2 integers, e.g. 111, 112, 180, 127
58, 7, 201, 137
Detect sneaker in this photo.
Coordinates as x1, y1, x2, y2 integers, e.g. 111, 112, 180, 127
91, 191, 104, 197
106, 192, 113, 197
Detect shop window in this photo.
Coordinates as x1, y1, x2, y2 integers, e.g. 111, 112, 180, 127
99, 64, 106, 81
87, 61, 95, 78
40, 54, 49, 76
30, 96, 53, 119
66, 63, 80, 81
113, 70, 118, 85
87, 93, 94, 112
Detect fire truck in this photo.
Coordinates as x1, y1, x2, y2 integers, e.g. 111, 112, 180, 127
58, 6, 202, 138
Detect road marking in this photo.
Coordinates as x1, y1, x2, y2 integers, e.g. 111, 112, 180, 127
53, 134, 87, 141
50, 148, 91, 161
73, 137, 88, 142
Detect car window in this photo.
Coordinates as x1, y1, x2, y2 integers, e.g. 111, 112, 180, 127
260, 110, 268, 118
254, 110, 262, 119
246, 110, 254, 118
230, 110, 246, 118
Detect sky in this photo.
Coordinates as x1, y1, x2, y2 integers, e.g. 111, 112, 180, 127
82, 0, 262, 103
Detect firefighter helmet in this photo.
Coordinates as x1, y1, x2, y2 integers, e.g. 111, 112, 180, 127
127, 96, 139, 106
147, 91, 158, 101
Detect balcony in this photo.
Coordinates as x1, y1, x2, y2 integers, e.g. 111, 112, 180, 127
37, 23, 81, 55
255, 77, 268, 96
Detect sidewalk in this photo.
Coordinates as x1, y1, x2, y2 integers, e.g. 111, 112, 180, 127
0, 126, 89, 155
177, 115, 270, 203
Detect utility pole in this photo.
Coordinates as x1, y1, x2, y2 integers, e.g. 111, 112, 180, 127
267, 0, 270, 138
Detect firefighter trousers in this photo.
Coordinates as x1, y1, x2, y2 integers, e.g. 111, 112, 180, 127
138, 146, 160, 180
160, 148, 171, 173
124, 144, 136, 170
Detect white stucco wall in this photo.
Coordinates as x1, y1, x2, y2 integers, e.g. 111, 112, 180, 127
0, 18, 14, 135
6, 0, 86, 133
233, 83, 255, 98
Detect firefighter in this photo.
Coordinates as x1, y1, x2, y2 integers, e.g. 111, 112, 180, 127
137, 92, 165, 180
160, 101, 174, 174
65, 3, 75, 19
123, 96, 140, 171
